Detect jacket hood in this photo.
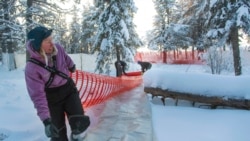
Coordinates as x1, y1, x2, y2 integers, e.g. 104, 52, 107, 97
27, 41, 42, 59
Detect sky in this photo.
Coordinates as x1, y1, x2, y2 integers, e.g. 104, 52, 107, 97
1, 51, 250, 141
58, 0, 156, 38
70, 0, 156, 37
134, 0, 156, 38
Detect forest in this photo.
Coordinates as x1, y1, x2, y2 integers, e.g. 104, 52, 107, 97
0, 0, 250, 75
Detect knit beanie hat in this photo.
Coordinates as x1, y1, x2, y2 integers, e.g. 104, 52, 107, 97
27, 26, 53, 51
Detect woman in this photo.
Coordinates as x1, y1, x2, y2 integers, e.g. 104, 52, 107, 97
25, 26, 90, 141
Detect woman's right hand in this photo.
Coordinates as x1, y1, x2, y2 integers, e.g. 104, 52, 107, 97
43, 118, 59, 138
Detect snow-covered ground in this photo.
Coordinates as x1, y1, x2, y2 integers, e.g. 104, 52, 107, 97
1, 52, 250, 141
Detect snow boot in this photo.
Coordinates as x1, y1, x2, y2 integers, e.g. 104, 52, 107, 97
70, 131, 87, 141
69, 115, 90, 141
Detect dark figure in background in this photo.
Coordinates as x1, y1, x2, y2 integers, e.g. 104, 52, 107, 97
115, 60, 127, 77
138, 61, 152, 73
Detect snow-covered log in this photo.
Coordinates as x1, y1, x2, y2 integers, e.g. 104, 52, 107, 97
144, 87, 250, 110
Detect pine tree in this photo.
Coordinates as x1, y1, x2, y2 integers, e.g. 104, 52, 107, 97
205, 0, 250, 76
180, 0, 250, 76
81, 4, 100, 54
25, 0, 74, 46
148, 0, 176, 50
180, 0, 208, 49
0, 0, 23, 70
69, 5, 82, 53
92, 0, 142, 75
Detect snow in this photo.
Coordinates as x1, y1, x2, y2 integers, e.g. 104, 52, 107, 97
1, 52, 250, 141
144, 69, 250, 99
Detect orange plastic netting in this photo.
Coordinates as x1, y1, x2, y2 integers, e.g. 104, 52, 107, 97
71, 70, 143, 108
135, 50, 204, 64
70, 50, 203, 108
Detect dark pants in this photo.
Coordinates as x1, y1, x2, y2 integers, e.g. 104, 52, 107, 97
45, 78, 90, 141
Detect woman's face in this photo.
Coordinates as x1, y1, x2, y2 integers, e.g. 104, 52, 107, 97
41, 35, 54, 54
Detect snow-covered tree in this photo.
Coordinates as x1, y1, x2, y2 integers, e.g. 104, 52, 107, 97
92, 0, 142, 75
26, 1, 64, 28
81, 4, 99, 54
180, 0, 208, 49
0, 0, 24, 70
68, 5, 82, 53
180, 0, 250, 76
148, 0, 176, 50
204, 0, 250, 76
25, 0, 78, 56
163, 23, 193, 50
25, 0, 73, 61
175, 0, 195, 22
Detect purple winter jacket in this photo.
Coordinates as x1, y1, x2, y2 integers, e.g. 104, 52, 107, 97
25, 41, 75, 121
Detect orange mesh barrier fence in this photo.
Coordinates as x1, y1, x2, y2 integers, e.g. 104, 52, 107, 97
135, 51, 163, 63
70, 70, 143, 108
135, 50, 204, 64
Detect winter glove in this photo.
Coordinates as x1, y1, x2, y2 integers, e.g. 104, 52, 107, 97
69, 65, 76, 73
43, 118, 59, 138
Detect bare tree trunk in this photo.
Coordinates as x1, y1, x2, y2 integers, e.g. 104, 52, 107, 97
26, 0, 33, 61
3, 0, 16, 70
115, 46, 122, 77
230, 26, 241, 76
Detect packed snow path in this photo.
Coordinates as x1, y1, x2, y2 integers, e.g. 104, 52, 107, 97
84, 84, 157, 141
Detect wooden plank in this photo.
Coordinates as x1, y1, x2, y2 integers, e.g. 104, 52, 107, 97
144, 87, 250, 110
